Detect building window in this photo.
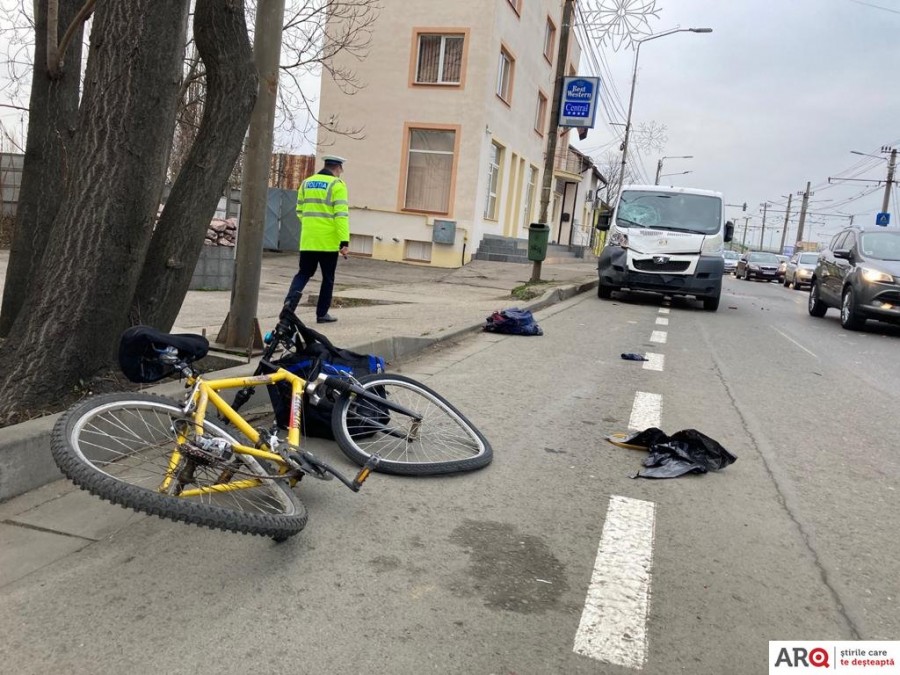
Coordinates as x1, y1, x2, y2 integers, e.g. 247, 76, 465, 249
544, 18, 556, 64
522, 166, 538, 229
405, 240, 433, 262
484, 142, 502, 220
535, 91, 548, 135
415, 34, 464, 85
496, 47, 514, 103
404, 128, 456, 214
350, 233, 373, 256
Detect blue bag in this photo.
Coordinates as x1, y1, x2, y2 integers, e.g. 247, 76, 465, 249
265, 329, 385, 438
484, 308, 543, 336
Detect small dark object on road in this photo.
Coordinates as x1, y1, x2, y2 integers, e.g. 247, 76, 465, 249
607, 427, 737, 479
621, 353, 648, 361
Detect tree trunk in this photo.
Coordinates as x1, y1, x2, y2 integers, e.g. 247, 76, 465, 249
0, 0, 84, 337
0, 1, 190, 426
130, 0, 257, 331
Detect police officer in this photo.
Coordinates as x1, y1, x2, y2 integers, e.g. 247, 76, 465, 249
283, 155, 350, 323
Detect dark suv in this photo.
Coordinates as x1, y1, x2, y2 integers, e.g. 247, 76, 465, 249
808, 227, 900, 330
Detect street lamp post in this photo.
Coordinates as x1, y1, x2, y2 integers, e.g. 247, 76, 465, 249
658, 170, 692, 182
617, 27, 712, 198
655, 155, 693, 184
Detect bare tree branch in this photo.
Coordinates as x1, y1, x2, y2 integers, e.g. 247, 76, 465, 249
56, 0, 95, 71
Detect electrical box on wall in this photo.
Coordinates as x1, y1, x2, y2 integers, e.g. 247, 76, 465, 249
432, 219, 456, 245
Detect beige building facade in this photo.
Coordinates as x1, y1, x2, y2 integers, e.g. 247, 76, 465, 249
316, 0, 603, 267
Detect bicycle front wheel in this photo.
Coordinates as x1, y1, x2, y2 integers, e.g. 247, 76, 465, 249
51, 393, 308, 539
331, 373, 493, 475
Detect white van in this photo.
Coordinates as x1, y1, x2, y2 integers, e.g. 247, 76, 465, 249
596, 185, 735, 311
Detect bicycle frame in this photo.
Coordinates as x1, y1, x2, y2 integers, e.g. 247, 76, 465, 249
160, 367, 306, 497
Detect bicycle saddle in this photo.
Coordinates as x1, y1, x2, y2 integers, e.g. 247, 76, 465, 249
119, 326, 209, 383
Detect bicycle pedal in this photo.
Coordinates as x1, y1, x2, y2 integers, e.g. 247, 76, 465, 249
351, 455, 381, 490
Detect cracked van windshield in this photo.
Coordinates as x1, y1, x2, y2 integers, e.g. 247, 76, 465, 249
617, 190, 722, 234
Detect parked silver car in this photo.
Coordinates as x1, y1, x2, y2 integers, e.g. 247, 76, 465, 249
783, 251, 819, 290
723, 250, 740, 275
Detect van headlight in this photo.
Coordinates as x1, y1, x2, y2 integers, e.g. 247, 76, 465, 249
861, 267, 894, 284
702, 239, 724, 255
609, 232, 629, 248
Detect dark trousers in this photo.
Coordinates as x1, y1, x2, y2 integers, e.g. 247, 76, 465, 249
284, 250, 339, 317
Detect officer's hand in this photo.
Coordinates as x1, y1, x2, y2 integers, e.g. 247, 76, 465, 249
340, 245, 349, 260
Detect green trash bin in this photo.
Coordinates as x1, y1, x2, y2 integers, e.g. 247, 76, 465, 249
527, 223, 550, 262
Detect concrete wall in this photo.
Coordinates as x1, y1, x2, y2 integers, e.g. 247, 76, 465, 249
189, 245, 234, 291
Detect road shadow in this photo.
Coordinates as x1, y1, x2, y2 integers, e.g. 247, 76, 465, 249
815, 314, 900, 338
607, 289, 707, 312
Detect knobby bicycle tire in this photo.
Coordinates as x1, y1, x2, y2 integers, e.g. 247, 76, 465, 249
331, 373, 493, 476
51, 393, 308, 539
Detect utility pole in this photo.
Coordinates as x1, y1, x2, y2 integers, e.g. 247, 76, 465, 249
778, 193, 793, 254
533, 0, 575, 283
759, 202, 768, 250
882, 147, 897, 215
795, 181, 811, 246
220, 0, 286, 349
741, 216, 750, 250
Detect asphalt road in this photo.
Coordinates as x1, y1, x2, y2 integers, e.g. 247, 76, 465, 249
0, 274, 897, 674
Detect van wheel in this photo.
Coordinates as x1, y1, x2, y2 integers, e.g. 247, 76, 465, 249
702, 294, 720, 312
598, 282, 613, 299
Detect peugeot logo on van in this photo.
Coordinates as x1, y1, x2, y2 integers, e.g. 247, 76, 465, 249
653, 256, 670, 265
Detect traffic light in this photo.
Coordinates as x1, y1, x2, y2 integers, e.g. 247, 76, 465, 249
742, 202, 747, 212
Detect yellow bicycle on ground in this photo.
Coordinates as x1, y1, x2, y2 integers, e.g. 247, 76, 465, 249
51, 310, 492, 541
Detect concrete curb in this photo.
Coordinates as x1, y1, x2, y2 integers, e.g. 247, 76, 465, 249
0, 279, 597, 503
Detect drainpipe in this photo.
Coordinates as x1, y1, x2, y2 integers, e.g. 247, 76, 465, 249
568, 181, 580, 246
557, 182, 570, 243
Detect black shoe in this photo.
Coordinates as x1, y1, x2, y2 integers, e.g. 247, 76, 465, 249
316, 314, 337, 323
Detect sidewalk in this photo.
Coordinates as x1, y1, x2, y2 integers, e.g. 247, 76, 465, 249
174, 250, 600, 360
0, 248, 599, 503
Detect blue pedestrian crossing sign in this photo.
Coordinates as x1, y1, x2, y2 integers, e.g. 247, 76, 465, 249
876, 212, 890, 226
559, 77, 601, 129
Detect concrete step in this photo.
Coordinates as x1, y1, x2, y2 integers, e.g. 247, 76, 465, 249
475, 235, 584, 260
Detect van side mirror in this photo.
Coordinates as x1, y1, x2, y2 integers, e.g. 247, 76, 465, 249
596, 212, 611, 231
724, 221, 735, 243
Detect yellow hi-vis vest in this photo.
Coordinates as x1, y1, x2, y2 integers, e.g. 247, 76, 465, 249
296, 172, 350, 251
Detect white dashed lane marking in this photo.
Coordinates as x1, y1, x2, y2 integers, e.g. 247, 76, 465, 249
649, 330, 667, 344
628, 391, 662, 430
574, 496, 657, 669
658, 308, 670, 314
655, 317, 669, 326
643, 353, 665, 372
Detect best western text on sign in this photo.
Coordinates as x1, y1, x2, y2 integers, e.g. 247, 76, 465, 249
559, 77, 601, 129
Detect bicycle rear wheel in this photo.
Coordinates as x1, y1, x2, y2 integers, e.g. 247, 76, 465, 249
51, 393, 308, 539
331, 373, 493, 476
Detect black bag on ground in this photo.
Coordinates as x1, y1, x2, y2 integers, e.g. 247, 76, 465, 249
264, 324, 385, 439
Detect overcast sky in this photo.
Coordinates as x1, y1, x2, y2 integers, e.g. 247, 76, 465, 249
574, 0, 900, 247
1, 0, 896, 248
